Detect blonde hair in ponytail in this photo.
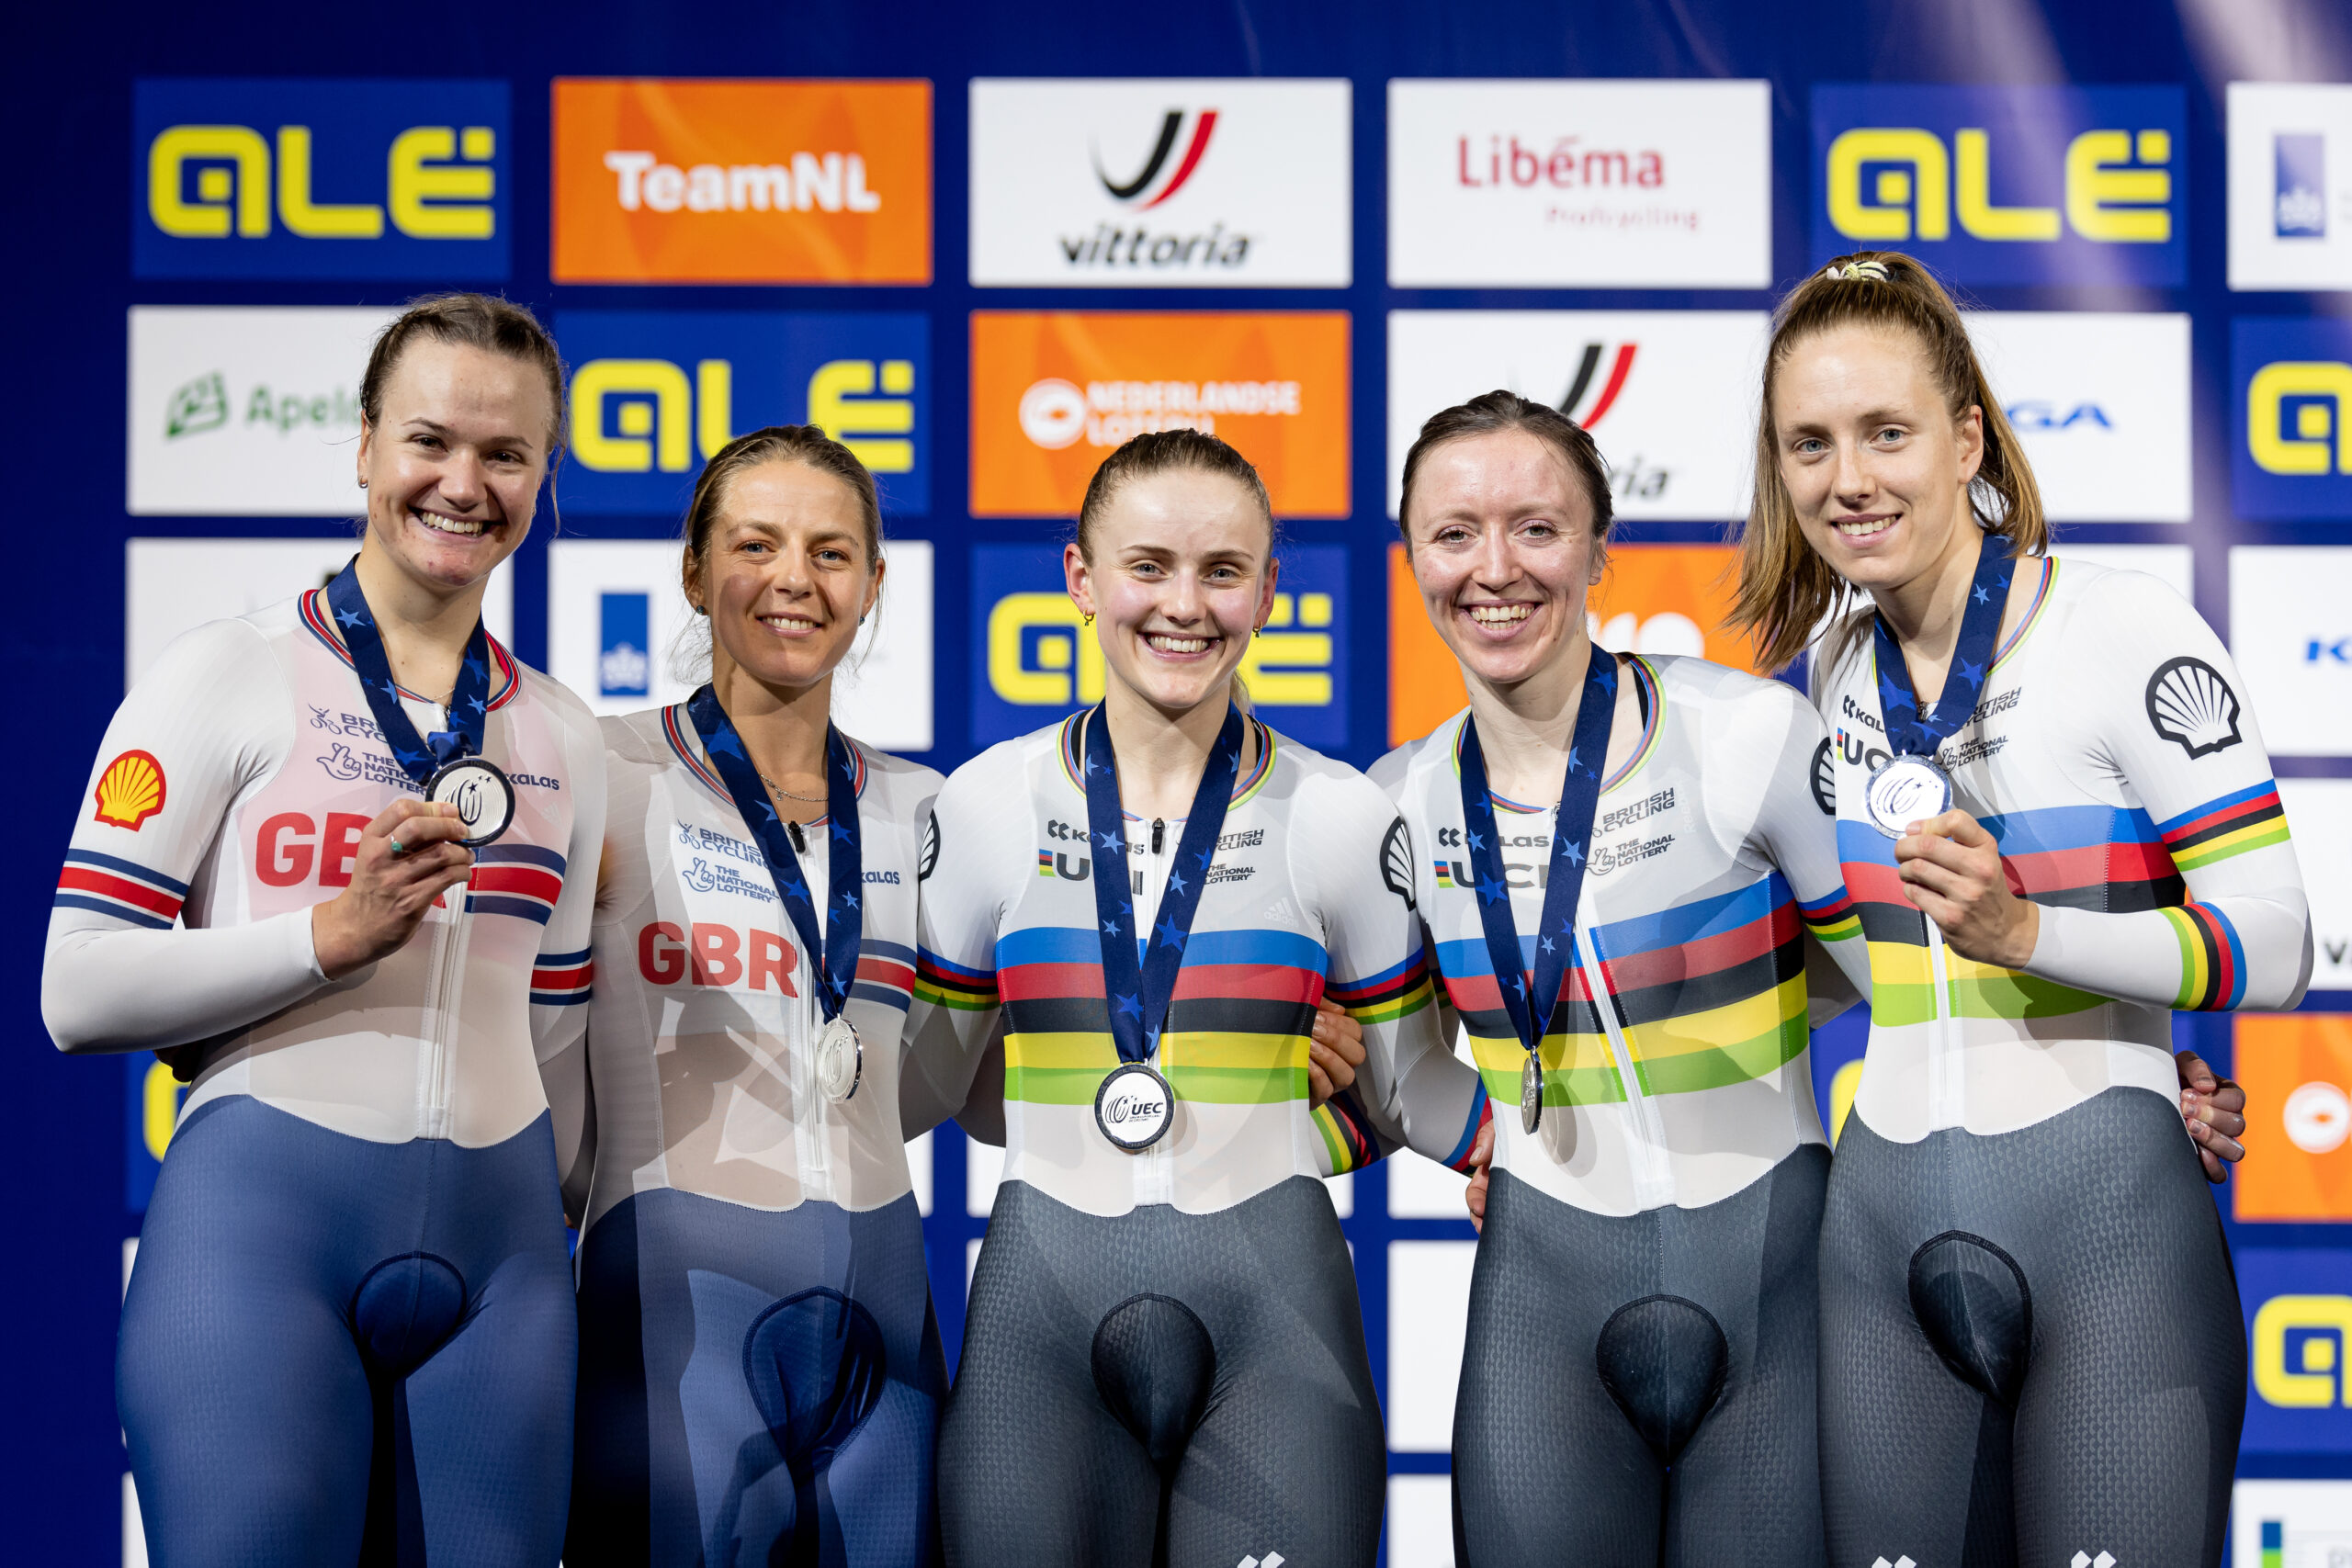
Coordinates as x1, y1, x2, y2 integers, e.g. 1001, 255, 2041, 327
1730, 251, 2048, 672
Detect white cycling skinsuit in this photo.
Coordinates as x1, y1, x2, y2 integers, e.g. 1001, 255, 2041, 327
905, 711, 1487, 1568
1375, 650, 1869, 1567
1813, 554, 2311, 1568
44, 586, 604, 1565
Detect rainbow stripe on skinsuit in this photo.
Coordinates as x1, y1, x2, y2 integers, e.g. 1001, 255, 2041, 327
1439, 872, 1813, 1109
2156, 782, 2290, 873
986, 925, 1361, 1111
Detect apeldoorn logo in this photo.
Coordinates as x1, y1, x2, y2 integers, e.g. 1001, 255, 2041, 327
1386, 80, 1770, 288
970, 79, 1351, 288
2230, 85, 2352, 290
2228, 547, 2352, 757
128, 306, 397, 516
552, 79, 931, 284
1386, 310, 1767, 521
1963, 312, 2190, 523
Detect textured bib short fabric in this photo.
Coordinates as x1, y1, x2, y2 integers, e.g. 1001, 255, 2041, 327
1376, 654, 1868, 1568
1813, 559, 2312, 1567
906, 716, 1489, 1568
561, 707, 947, 1568
44, 593, 608, 1567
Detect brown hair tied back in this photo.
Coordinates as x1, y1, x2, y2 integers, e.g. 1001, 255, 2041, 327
360, 292, 569, 456
683, 425, 886, 579
1396, 389, 1614, 559
1075, 428, 1275, 560
1731, 250, 2049, 672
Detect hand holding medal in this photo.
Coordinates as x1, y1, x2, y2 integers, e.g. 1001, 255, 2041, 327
1870, 538, 2039, 967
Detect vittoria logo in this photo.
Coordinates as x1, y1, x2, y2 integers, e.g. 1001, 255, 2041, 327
93, 751, 167, 830
1098, 108, 1217, 207
1556, 342, 1636, 429
969, 80, 1351, 288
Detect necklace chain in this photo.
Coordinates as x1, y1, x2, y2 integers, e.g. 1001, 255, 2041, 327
759, 772, 827, 804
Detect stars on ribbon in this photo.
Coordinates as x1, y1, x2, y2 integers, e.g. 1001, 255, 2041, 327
842, 889, 859, 910
1155, 912, 1188, 949
1476, 874, 1508, 907
1955, 656, 1985, 691
394, 746, 431, 772
831, 821, 853, 845
1085, 755, 1106, 777
1102, 917, 1122, 937
780, 872, 810, 904
1165, 867, 1190, 897
1467, 829, 1487, 852
1567, 744, 1588, 776
706, 728, 745, 760
1539, 934, 1556, 954
336, 607, 364, 631
758, 802, 781, 824
1194, 845, 1216, 870
376, 678, 404, 702
461, 653, 487, 683
1095, 829, 1123, 852
1972, 583, 1992, 606
1115, 993, 1144, 1021
465, 695, 487, 716
1559, 838, 1586, 868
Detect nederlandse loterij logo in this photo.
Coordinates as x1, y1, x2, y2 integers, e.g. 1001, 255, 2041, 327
134, 79, 508, 279
969, 81, 1350, 288
552, 79, 931, 284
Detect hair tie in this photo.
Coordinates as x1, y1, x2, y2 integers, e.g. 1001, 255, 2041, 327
1825, 259, 1891, 283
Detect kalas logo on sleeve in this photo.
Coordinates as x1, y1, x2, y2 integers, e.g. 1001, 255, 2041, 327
2228, 85, 2352, 290
971, 312, 1348, 516
1386, 80, 1770, 288
969, 80, 1350, 287
2233, 317, 2352, 521
1812, 85, 2185, 285
555, 310, 928, 515
972, 544, 1347, 748
1386, 310, 1768, 524
552, 79, 930, 284
134, 79, 508, 279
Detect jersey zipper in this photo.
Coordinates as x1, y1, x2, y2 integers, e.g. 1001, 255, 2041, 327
1924, 917, 1959, 1127
800, 836, 831, 1193
1131, 813, 1176, 1206
418, 873, 469, 1139
1575, 909, 1675, 1211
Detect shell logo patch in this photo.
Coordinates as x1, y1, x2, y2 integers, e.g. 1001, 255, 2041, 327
94, 750, 167, 830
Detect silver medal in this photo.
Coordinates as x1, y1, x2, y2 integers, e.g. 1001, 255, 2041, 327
1094, 1062, 1173, 1152
424, 755, 515, 848
815, 1015, 862, 1103
1864, 754, 1952, 840
1520, 1052, 1545, 1135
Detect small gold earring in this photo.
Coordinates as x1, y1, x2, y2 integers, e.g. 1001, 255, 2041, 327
1081, 611, 1095, 627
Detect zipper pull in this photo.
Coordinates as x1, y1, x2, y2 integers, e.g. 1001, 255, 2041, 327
1151, 818, 1165, 854
788, 820, 807, 853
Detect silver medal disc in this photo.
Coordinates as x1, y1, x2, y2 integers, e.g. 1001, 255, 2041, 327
424, 756, 515, 848
1520, 1053, 1545, 1135
1864, 754, 1952, 840
1094, 1062, 1173, 1153
815, 1015, 862, 1102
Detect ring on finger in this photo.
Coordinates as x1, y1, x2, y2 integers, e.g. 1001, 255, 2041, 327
388, 835, 408, 858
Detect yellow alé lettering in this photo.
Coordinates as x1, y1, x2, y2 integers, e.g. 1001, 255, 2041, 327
149, 125, 271, 238
572, 360, 692, 474
1826, 129, 1949, 243
1238, 592, 1334, 705
809, 359, 916, 473
2065, 129, 2169, 243
141, 1060, 182, 1163
390, 126, 496, 239
1954, 130, 2058, 242
276, 126, 383, 239
2252, 1295, 2352, 1408
989, 594, 1104, 706
2248, 362, 2352, 477
695, 361, 733, 462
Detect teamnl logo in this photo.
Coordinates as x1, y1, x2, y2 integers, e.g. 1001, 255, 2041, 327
968, 543, 1348, 749
1811, 85, 2185, 285
553, 310, 929, 516
2233, 317, 2352, 522
134, 79, 507, 279
967, 80, 1351, 288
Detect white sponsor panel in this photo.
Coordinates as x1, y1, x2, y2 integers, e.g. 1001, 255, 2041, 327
2228, 546, 2352, 757
545, 538, 933, 750
970, 79, 1351, 288
125, 538, 514, 691
1385, 1239, 1475, 1450
2279, 781, 2352, 991
1966, 313, 2191, 524
1387, 310, 1768, 522
1387, 80, 1770, 288
129, 307, 399, 516
2048, 544, 2193, 601
2231, 1479, 2352, 1567
2228, 85, 2352, 291
1387, 1148, 1473, 1217
1385, 1475, 1456, 1568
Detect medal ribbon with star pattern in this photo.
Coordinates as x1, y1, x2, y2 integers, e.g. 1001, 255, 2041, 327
1869, 532, 2013, 763
1082, 703, 1246, 1067
685, 684, 864, 1023
326, 558, 492, 786
1456, 649, 1618, 1063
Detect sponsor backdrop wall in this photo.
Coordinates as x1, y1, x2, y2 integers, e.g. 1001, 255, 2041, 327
14, 1, 2352, 1561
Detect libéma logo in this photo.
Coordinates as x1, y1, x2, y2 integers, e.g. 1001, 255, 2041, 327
969, 80, 1351, 288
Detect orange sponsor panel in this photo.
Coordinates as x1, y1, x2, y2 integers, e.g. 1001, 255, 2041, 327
551, 78, 931, 285
970, 311, 1349, 517
2234, 1014, 2352, 1223
1386, 542, 1759, 747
